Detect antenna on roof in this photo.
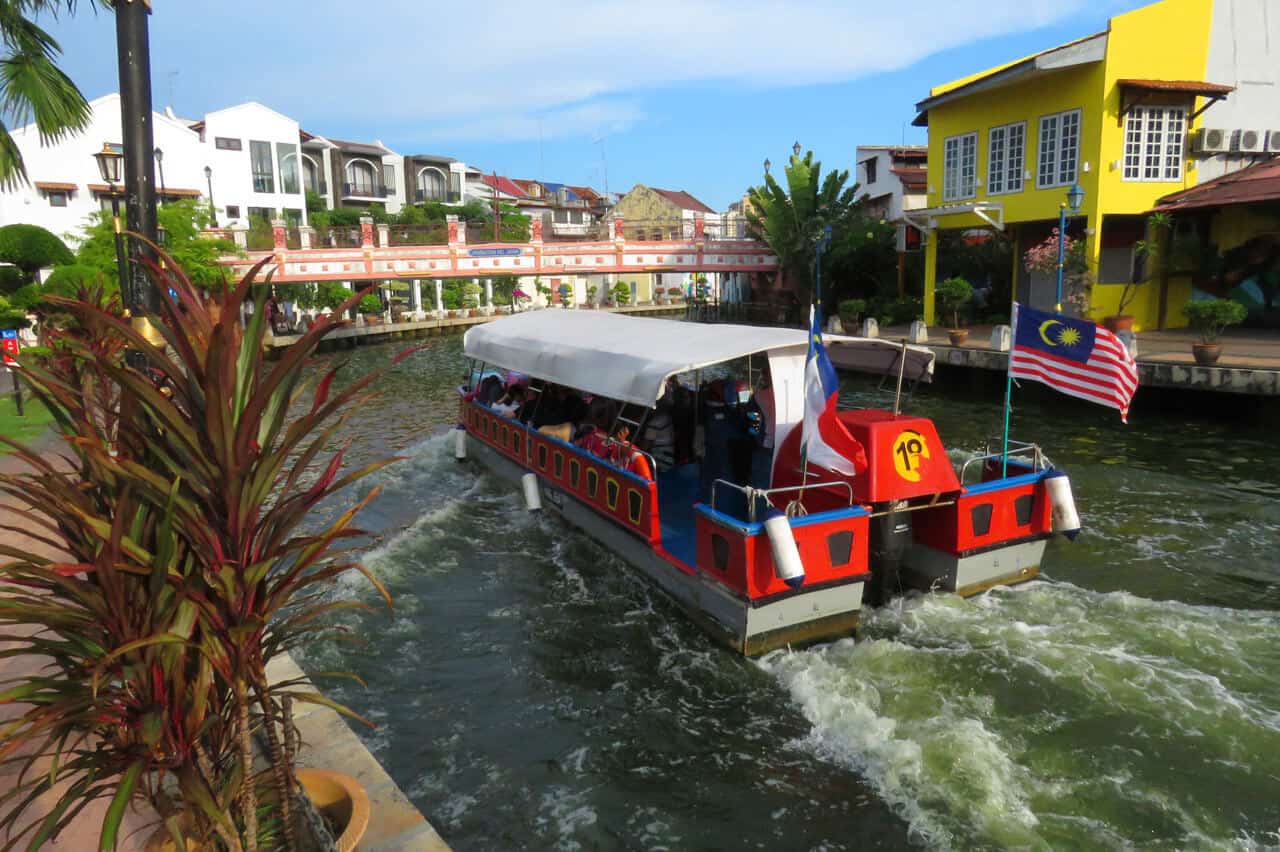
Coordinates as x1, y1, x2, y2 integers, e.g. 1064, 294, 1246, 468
538, 118, 545, 181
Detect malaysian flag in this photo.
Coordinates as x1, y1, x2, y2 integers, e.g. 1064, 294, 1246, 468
1009, 302, 1139, 422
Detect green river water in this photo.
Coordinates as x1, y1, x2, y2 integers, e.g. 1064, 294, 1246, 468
293, 333, 1280, 851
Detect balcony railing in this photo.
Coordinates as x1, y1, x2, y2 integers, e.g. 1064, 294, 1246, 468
414, 189, 461, 204
341, 182, 388, 199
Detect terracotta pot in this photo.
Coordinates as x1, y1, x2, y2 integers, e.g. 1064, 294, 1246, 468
297, 768, 370, 852
1103, 314, 1135, 332
362, 314, 381, 326
948, 329, 969, 346
468, 308, 479, 317
839, 313, 861, 330
1192, 342, 1222, 366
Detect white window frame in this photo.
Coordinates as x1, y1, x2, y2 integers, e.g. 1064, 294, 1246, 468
1122, 105, 1186, 182
1037, 108, 1082, 189
987, 121, 1026, 196
942, 131, 978, 201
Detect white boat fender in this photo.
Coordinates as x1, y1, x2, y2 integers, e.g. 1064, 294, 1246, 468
763, 509, 805, 588
454, 426, 467, 460
522, 472, 543, 512
1044, 471, 1081, 540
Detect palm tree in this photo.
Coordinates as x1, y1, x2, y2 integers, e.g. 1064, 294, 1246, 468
0, 1, 97, 189
746, 148, 861, 310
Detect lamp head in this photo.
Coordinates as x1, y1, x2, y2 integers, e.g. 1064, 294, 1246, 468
1066, 182, 1085, 213
154, 146, 163, 163
793, 141, 802, 157
94, 142, 123, 184
204, 165, 212, 180
763, 157, 771, 175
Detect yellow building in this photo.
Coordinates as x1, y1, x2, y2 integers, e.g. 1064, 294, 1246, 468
911, 0, 1279, 330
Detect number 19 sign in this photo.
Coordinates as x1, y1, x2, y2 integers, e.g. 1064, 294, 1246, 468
1, 328, 19, 367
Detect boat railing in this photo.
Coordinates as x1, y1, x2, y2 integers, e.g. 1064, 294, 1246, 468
959, 440, 1047, 485
600, 437, 658, 481
711, 479, 856, 524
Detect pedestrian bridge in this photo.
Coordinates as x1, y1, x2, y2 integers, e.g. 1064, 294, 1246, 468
216, 216, 777, 283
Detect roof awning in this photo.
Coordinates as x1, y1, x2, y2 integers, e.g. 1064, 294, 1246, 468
1117, 78, 1233, 125
903, 202, 1005, 232
464, 311, 934, 407
1154, 157, 1280, 212
87, 183, 124, 196
33, 181, 77, 192
158, 187, 202, 198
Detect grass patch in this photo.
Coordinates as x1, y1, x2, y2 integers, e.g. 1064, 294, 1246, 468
0, 384, 54, 453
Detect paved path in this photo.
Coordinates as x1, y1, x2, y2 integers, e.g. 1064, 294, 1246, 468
0, 439, 154, 850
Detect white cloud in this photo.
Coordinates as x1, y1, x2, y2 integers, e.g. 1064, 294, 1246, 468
141, 0, 1105, 142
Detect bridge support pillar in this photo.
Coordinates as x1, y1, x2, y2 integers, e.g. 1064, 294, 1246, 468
484, 278, 493, 313
411, 279, 423, 319
299, 226, 314, 249
434, 280, 444, 317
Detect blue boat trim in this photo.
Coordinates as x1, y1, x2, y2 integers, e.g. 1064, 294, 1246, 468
963, 470, 1046, 496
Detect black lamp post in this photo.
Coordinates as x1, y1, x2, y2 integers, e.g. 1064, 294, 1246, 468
94, 142, 131, 305
763, 157, 771, 176
793, 141, 801, 157
154, 146, 165, 205
204, 165, 217, 226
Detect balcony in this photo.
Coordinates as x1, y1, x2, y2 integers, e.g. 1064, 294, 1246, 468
341, 182, 388, 200
414, 189, 461, 204
550, 220, 593, 237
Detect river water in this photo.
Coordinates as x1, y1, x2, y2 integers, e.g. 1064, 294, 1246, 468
293, 333, 1280, 851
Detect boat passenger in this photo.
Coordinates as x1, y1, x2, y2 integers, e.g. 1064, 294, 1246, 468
639, 405, 675, 471
492, 385, 526, 417
609, 424, 653, 481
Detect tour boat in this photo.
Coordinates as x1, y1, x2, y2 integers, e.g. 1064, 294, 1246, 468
458, 311, 1078, 656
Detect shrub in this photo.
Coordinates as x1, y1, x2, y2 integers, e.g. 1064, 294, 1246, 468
0, 223, 73, 288
612, 281, 631, 305
1183, 298, 1246, 343
462, 281, 483, 307
837, 298, 867, 322
357, 292, 383, 314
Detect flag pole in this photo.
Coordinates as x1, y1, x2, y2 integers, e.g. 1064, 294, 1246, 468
1001, 302, 1018, 477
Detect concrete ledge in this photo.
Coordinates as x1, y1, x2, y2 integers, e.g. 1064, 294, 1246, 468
266, 654, 449, 851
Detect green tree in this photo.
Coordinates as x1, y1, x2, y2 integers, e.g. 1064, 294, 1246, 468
73, 198, 238, 292
0, 222, 72, 286
0, 293, 27, 328
0, 1, 98, 188
746, 149, 862, 308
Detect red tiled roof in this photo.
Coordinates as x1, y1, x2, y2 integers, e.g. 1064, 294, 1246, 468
1118, 78, 1235, 96
567, 185, 601, 201
481, 174, 528, 198
511, 179, 542, 194
1155, 158, 1280, 212
652, 188, 715, 213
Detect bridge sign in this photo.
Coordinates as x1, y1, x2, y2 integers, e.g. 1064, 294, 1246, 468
467, 248, 524, 258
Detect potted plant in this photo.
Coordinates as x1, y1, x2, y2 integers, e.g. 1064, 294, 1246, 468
612, 281, 632, 307
1182, 297, 1246, 365
557, 282, 573, 308
937, 276, 973, 345
462, 280, 482, 316
585, 284, 598, 308
0, 262, 399, 851
1108, 212, 1172, 332
838, 298, 867, 331
357, 292, 382, 324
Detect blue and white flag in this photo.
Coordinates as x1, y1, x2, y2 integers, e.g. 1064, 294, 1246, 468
802, 305, 866, 475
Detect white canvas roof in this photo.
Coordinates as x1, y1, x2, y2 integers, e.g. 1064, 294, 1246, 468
463, 311, 934, 408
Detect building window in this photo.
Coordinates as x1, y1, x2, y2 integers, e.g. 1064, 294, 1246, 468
942, 132, 977, 201
283, 208, 303, 226
987, 121, 1025, 195
215, 137, 242, 151
863, 157, 878, 185
1122, 106, 1186, 182
418, 168, 446, 201
553, 209, 569, 223
382, 164, 396, 193
47, 191, 67, 207
247, 206, 275, 223
276, 142, 300, 194
1037, 109, 1081, 188
225, 204, 241, 219
346, 160, 377, 196
250, 141, 275, 193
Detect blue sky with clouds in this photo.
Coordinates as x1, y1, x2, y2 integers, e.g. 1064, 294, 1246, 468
46, 0, 1149, 209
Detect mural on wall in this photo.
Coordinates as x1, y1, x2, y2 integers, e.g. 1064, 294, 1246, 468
1191, 233, 1280, 328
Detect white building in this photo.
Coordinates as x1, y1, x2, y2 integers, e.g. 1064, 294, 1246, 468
0, 93, 478, 242
854, 145, 928, 222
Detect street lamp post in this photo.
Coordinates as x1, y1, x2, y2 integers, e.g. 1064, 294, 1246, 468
115, 0, 159, 323
1055, 182, 1085, 312
763, 157, 771, 176
815, 223, 832, 314
154, 146, 165, 205
94, 143, 130, 303
204, 165, 217, 226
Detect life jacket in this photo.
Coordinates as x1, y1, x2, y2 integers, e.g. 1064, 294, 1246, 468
614, 443, 653, 480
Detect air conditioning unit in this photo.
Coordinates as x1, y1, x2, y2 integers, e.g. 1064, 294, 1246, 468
1265, 130, 1280, 153
1193, 127, 1230, 154
1234, 129, 1265, 153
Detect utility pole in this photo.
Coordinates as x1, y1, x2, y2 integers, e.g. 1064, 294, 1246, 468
491, 171, 501, 241
115, 0, 159, 323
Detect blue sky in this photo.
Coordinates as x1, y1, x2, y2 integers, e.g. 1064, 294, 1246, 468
45, 0, 1150, 209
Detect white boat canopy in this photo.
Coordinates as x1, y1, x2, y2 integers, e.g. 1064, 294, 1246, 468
463, 310, 935, 408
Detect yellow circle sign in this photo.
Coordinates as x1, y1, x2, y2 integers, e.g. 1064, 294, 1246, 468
892, 429, 930, 482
